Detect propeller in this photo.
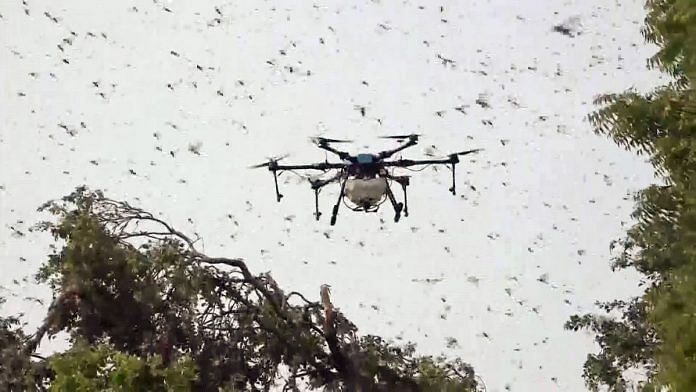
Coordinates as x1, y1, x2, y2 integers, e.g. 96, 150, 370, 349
450, 148, 483, 156
311, 136, 353, 145
249, 153, 290, 168
379, 133, 421, 141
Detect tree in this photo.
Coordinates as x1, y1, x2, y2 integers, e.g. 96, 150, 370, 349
566, 0, 696, 390
48, 342, 197, 392
0, 186, 479, 391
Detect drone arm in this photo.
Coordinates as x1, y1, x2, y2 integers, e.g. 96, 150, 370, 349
315, 143, 352, 161
384, 156, 459, 195
265, 163, 344, 203
310, 171, 343, 220
310, 171, 343, 190
377, 138, 418, 159
271, 162, 347, 171
382, 156, 458, 167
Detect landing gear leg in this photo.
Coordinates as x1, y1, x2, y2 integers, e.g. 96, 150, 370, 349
330, 179, 347, 226
400, 180, 409, 217
385, 182, 403, 222
272, 170, 283, 202
309, 171, 343, 222
313, 188, 321, 220
448, 163, 456, 195
384, 175, 410, 218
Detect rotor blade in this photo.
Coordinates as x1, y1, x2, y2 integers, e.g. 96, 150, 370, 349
451, 148, 483, 156
248, 154, 289, 168
311, 136, 353, 144
249, 161, 272, 168
266, 153, 290, 161
379, 133, 421, 140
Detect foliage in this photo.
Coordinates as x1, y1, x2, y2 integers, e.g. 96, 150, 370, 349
1, 297, 32, 390
565, 299, 657, 390
0, 187, 480, 391
567, 0, 696, 390
49, 342, 196, 392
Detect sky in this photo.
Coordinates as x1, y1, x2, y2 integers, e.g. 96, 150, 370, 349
0, 0, 666, 390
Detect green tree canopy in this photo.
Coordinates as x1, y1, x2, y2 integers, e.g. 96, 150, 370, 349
567, 0, 696, 390
0, 187, 480, 391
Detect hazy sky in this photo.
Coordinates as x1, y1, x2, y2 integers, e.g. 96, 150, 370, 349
0, 1, 664, 390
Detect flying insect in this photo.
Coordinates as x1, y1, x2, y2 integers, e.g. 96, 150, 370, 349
250, 134, 481, 225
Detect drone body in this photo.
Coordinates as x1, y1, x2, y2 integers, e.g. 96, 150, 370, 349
342, 153, 389, 209
251, 134, 481, 225
345, 177, 387, 207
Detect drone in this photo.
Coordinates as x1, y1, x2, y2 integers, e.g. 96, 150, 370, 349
250, 134, 481, 225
